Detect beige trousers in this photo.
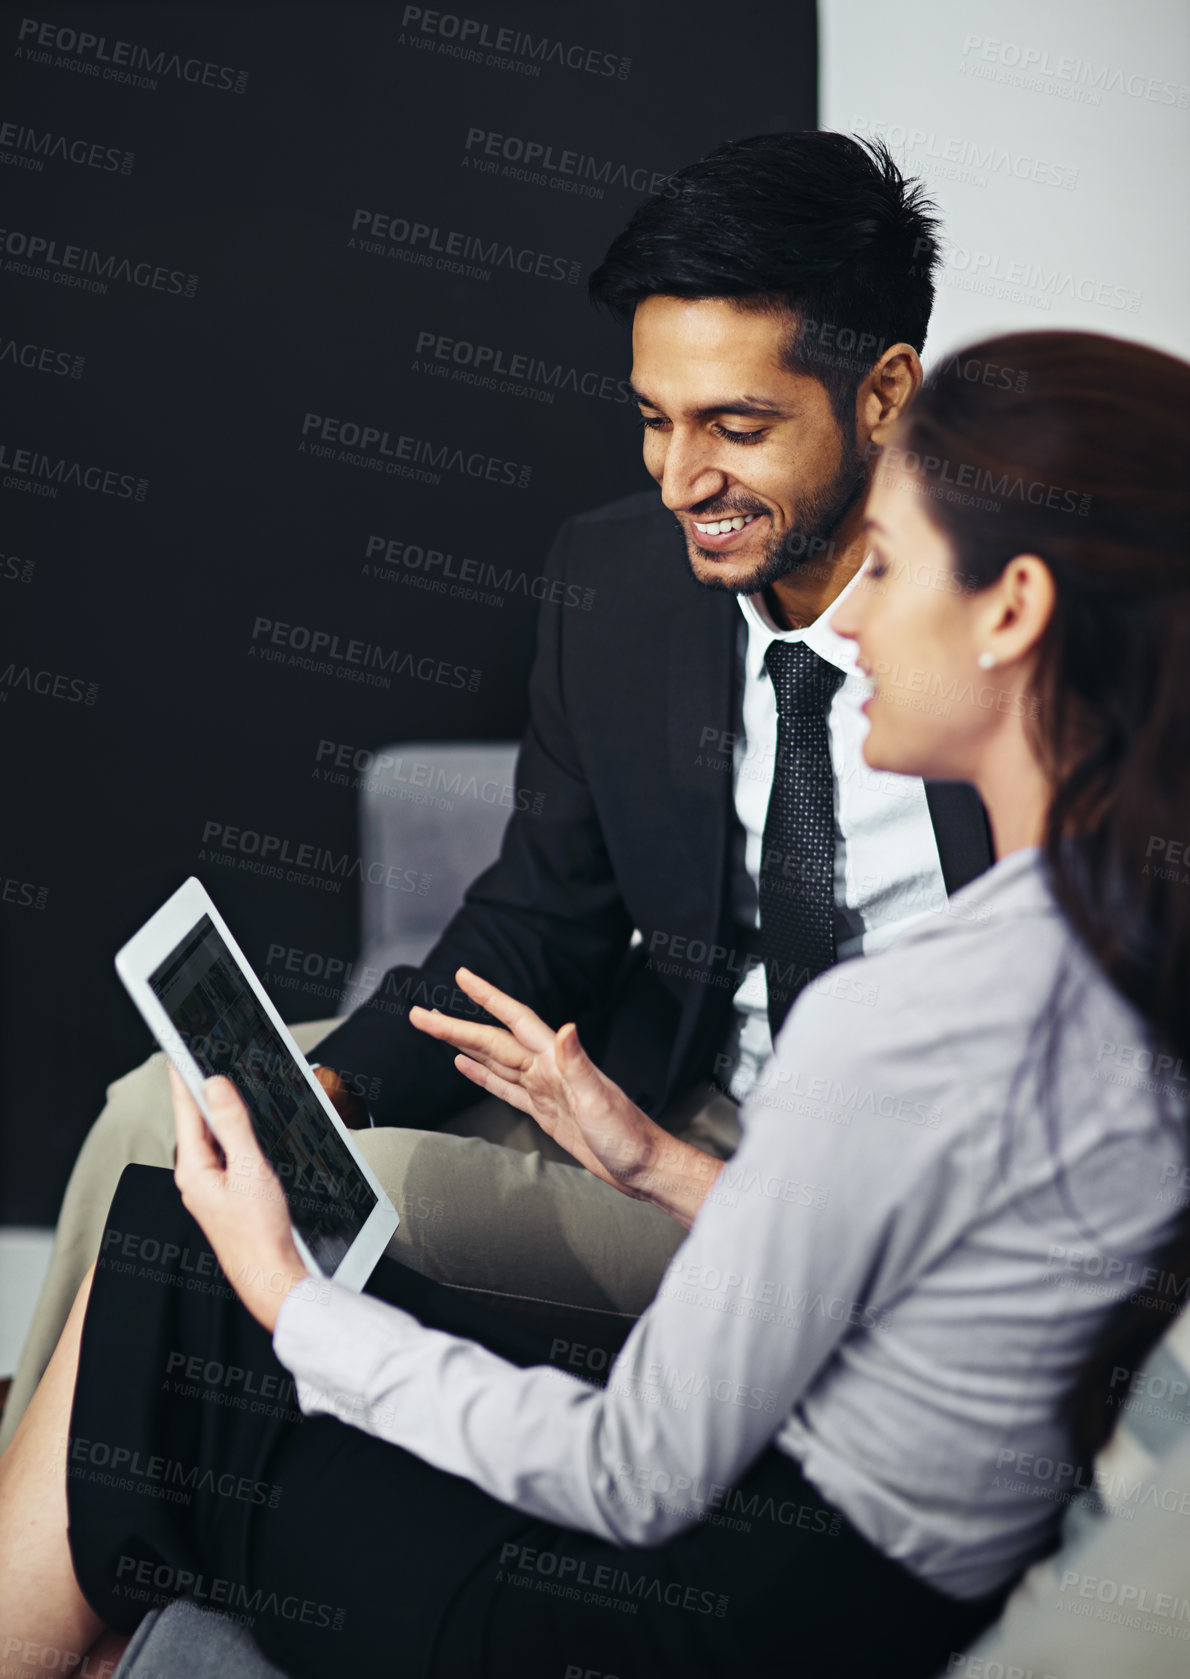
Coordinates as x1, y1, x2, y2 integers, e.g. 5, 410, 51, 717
0, 1020, 739, 1452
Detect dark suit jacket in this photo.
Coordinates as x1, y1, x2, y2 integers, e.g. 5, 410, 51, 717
315, 490, 993, 1128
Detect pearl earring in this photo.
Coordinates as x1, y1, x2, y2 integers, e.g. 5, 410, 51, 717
977, 652, 996, 670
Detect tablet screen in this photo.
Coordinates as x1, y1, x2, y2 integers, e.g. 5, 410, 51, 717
149, 915, 378, 1275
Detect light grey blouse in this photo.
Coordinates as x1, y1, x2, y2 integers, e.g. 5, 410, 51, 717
273, 846, 1187, 1598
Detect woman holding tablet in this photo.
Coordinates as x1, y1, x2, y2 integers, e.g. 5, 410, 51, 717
2, 330, 1188, 1679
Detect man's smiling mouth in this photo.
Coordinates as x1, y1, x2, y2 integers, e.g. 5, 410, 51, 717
692, 513, 759, 535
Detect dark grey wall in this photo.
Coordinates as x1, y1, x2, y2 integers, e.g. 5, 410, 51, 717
0, 0, 816, 1221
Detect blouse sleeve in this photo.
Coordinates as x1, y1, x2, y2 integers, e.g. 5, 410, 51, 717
273, 967, 970, 1546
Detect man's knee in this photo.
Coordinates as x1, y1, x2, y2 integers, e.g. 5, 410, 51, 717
353, 1124, 434, 1200
88, 1046, 176, 1158
101, 1044, 171, 1106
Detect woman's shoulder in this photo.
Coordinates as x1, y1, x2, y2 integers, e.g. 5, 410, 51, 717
789, 849, 1060, 1053
775, 846, 1156, 1141
891, 845, 1058, 958
782, 845, 1162, 1138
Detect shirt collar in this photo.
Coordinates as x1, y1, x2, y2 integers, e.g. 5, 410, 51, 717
736, 556, 870, 683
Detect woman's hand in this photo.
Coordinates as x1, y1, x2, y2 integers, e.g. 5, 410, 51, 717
409, 968, 722, 1227
169, 1065, 310, 1333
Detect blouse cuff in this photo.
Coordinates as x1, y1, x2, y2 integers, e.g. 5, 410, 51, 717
273, 1276, 420, 1430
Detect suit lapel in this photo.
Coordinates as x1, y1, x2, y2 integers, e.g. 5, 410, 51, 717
924, 780, 994, 894
662, 576, 740, 1094
665, 580, 739, 798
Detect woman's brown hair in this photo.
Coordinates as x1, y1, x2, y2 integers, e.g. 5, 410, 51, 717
897, 329, 1190, 1453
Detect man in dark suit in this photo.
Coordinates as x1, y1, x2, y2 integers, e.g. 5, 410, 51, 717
1, 131, 990, 1447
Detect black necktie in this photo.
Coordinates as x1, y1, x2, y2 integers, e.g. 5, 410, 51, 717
759, 640, 845, 1039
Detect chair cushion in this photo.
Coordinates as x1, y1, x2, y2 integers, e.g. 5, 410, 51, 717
114, 1600, 290, 1679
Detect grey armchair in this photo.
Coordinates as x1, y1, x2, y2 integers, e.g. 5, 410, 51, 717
338, 740, 521, 1015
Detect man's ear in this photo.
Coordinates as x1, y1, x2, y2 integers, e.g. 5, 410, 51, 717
862, 344, 923, 445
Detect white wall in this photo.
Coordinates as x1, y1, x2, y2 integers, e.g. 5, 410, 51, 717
820, 0, 1189, 366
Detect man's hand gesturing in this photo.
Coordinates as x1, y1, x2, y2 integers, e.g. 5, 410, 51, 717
312, 1064, 371, 1129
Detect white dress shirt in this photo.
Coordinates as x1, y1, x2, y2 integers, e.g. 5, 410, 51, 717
722, 566, 950, 1101
274, 849, 1186, 1599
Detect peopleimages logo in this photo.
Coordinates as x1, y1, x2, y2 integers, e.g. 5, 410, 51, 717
0, 439, 147, 502
401, 8, 632, 80
298, 412, 532, 490
922, 241, 1142, 315
0, 119, 134, 174
412, 328, 632, 406
15, 17, 249, 94
200, 820, 432, 899
959, 34, 1189, 107
0, 225, 197, 297
314, 737, 546, 814
362, 531, 593, 613
851, 115, 1079, 191
249, 615, 482, 693
0, 661, 98, 704
350, 209, 582, 285
462, 126, 677, 200
0, 871, 48, 908
113, 1555, 345, 1632
0, 332, 83, 377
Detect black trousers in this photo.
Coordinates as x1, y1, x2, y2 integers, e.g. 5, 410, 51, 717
66, 1167, 1009, 1678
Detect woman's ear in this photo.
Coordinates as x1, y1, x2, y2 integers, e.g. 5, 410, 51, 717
979, 555, 1057, 666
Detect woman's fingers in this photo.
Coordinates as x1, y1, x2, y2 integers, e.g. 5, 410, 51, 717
452, 967, 556, 1051
409, 980, 588, 1140
170, 1068, 278, 1199
452, 1054, 535, 1118
407, 1000, 530, 1067
409, 1005, 531, 1073
169, 1063, 222, 1180
203, 1076, 265, 1165
409, 1004, 510, 1055
164, 1073, 307, 1334
556, 1022, 592, 1078
553, 1024, 607, 1109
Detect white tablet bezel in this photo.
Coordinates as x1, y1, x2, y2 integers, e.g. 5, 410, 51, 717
115, 875, 398, 1290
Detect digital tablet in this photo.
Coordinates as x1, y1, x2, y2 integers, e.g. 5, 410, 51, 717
115, 877, 398, 1288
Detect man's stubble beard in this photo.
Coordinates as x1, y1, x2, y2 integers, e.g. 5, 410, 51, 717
683, 423, 869, 597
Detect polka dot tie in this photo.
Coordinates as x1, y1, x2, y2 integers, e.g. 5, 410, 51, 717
760, 640, 845, 1039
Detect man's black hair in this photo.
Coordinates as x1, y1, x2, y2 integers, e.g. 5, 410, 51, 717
589, 130, 941, 422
